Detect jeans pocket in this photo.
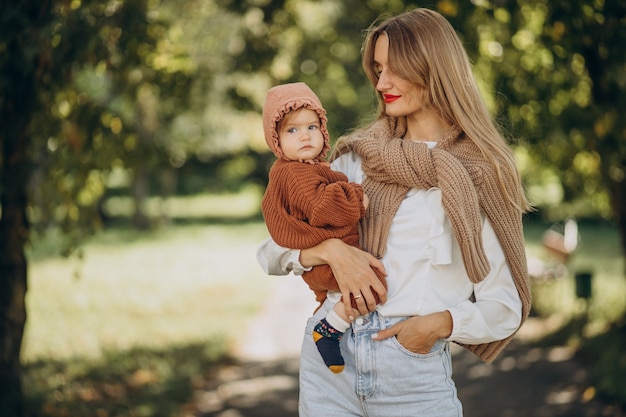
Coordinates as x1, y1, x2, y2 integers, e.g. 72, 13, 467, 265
390, 336, 446, 359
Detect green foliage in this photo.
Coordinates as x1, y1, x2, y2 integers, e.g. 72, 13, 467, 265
219, 0, 404, 140
481, 0, 626, 223
24, 0, 196, 242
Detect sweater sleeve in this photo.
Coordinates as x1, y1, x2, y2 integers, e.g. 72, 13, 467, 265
451, 158, 531, 363
446, 217, 522, 344
286, 163, 365, 228
309, 181, 365, 227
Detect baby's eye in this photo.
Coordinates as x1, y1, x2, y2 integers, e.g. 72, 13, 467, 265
308, 125, 319, 130
287, 127, 297, 133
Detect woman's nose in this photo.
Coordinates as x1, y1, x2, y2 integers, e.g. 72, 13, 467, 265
375, 72, 387, 90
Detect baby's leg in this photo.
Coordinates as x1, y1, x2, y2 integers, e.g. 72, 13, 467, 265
332, 300, 352, 323
312, 301, 351, 374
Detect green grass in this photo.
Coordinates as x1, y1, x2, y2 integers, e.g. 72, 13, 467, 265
23, 219, 273, 416
23, 222, 271, 362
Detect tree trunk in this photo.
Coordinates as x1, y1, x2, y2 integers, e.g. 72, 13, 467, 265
0, 4, 39, 412
0, 124, 29, 417
609, 165, 626, 273
131, 164, 151, 230
159, 167, 178, 226
131, 84, 159, 230
0, 205, 28, 417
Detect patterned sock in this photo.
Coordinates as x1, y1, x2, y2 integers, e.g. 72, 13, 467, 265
312, 318, 345, 374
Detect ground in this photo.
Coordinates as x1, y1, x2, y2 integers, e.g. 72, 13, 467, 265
189, 275, 625, 417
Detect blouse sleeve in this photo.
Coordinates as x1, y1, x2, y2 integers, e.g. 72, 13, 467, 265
446, 218, 523, 344
256, 238, 312, 276
331, 151, 364, 184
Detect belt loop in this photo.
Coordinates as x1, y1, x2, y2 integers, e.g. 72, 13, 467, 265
376, 310, 387, 330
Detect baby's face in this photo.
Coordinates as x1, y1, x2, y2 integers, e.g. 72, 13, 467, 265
277, 108, 325, 162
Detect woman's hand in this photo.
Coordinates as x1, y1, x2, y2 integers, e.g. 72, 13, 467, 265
371, 311, 453, 354
300, 238, 387, 317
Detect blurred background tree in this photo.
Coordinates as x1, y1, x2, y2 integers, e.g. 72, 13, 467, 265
1, 0, 196, 414
481, 0, 626, 247
1, 0, 624, 415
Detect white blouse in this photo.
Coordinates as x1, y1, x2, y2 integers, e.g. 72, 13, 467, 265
257, 149, 522, 345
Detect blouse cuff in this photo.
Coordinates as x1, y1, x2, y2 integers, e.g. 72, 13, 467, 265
280, 249, 312, 276
445, 301, 473, 342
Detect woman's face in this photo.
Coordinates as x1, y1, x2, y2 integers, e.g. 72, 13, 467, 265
373, 33, 425, 118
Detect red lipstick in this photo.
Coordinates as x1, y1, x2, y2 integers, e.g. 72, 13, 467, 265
383, 94, 400, 103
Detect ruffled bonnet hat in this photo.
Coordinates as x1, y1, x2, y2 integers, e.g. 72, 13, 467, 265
262, 82, 330, 161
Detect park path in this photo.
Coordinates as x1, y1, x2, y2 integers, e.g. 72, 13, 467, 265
191, 275, 624, 417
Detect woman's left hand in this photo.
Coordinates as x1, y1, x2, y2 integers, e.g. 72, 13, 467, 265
371, 311, 453, 354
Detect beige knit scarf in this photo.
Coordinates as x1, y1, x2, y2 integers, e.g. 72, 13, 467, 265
342, 116, 531, 363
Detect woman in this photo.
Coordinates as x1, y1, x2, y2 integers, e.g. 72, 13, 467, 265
257, 7, 532, 416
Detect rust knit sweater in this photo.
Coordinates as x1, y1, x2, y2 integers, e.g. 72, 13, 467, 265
262, 159, 386, 305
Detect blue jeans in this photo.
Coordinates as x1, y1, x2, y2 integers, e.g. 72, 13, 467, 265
299, 299, 463, 417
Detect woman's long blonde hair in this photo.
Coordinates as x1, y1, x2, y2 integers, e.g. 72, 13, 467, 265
338, 8, 531, 212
